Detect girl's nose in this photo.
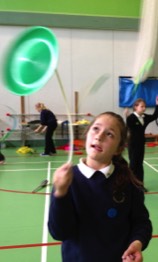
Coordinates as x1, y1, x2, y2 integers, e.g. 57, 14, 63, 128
95, 132, 105, 141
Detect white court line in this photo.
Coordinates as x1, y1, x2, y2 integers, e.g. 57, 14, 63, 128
3, 161, 50, 165
1, 160, 65, 164
144, 160, 158, 173
0, 168, 58, 172
145, 157, 158, 160
41, 161, 52, 262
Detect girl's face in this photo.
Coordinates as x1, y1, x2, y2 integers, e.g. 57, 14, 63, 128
135, 102, 146, 115
86, 114, 122, 168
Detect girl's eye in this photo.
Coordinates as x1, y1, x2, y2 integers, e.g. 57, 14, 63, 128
92, 126, 99, 132
105, 131, 114, 138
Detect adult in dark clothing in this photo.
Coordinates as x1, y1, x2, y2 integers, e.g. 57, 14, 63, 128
35, 102, 58, 156
125, 97, 158, 189
48, 112, 152, 262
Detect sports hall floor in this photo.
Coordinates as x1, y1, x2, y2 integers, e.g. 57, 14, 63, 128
0, 145, 158, 261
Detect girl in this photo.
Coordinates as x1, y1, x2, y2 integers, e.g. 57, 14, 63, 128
125, 97, 158, 190
48, 112, 152, 262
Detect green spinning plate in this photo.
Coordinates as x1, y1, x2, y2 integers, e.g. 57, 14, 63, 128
2, 26, 59, 96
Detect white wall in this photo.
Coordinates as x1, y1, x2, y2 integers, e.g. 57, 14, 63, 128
0, 25, 158, 134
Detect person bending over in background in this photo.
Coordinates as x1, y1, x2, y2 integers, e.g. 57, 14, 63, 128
124, 97, 158, 191
48, 112, 152, 262
35, 102, 58, 156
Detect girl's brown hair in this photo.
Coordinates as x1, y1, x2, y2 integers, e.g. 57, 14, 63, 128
133, 98, 146, 111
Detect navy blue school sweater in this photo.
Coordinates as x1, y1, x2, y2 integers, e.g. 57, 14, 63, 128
48, 166, 152, 262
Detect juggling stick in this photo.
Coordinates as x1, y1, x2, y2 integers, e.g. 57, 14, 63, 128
78, 73, 110, 109
0, 131, 9, 143
32, 179, 49, 193
132, 58, 154, 95
87, 73, 110, 94
55, 70, 73, 163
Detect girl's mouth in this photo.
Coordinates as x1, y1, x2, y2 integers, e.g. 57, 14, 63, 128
91, 144, 102, 152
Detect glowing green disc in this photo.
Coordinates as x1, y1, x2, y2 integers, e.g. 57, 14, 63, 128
2, 26, 59, 96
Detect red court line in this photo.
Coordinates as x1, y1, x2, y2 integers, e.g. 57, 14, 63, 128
0, 188, 50, 195
1, 188, 158, 195
0, 236, 158, 250
1, 188, 158, 196
0, 242, 61, 250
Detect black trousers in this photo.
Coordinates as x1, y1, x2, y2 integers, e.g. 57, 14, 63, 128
128, 143, 145, 183
44, 124, 57, 154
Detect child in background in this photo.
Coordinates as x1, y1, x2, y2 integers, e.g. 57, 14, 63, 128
125, 97, 158, 191
0, 152, 5, 164
34, 102, 58, 156
48, 112, 152, 262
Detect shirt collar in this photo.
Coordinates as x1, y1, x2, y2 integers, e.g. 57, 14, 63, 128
134, 112, 144, 118
77, 158, 115, 179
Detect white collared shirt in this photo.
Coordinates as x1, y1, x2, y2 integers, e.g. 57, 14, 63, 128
134, 112, 144, 125
77, 158, 115, 179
